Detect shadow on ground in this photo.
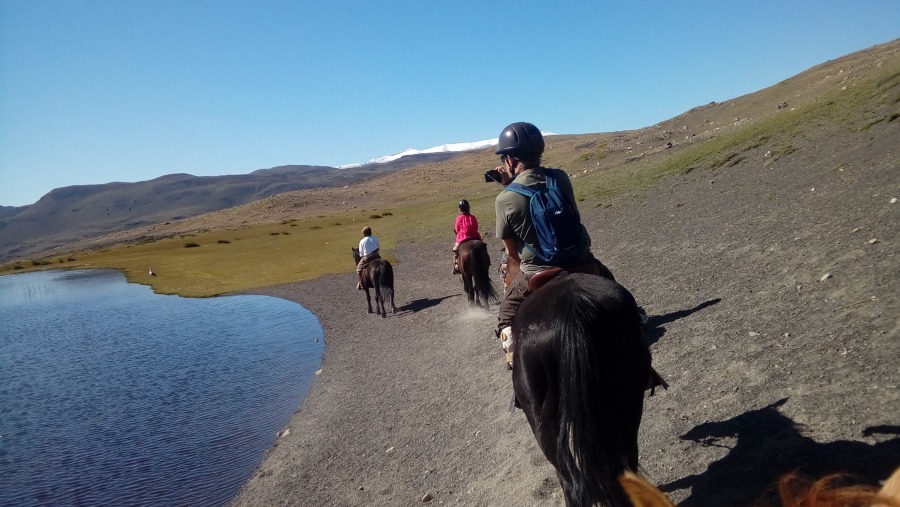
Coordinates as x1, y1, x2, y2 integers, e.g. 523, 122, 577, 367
659, 398, 900, 507
645, 298, 721, 346
399, 294, 458, 313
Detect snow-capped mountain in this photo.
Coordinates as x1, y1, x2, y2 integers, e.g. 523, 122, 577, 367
338, 138, 495, 169
338, 132, 555, 169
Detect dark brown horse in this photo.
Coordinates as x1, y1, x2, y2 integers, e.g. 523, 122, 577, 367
512, 273, 653, 507
352, 247, 397, 317
457, 239, 498, 310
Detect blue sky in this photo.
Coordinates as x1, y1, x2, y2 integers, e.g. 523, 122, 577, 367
0, 1, 897, 207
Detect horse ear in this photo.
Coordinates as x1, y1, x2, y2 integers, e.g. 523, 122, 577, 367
619, 472, 677, 507
877, 466, 900, 506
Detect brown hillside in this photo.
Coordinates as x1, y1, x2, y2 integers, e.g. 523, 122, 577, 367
40, 39, 899, 264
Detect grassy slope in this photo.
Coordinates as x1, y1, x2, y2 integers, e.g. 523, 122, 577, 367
3, 40, 897, 297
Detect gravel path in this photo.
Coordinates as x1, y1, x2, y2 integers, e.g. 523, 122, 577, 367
230, 120, 898, 506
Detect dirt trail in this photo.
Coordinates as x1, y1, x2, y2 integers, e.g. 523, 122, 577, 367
230, 121, 898, 506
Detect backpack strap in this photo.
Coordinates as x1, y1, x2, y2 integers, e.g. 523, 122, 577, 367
505, 170, 557, 196
545, 171, 557, 189
502, 183, 543, 261
504, 182, 534, 198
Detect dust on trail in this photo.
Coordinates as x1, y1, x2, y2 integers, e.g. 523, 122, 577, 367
455, 306, 496, 323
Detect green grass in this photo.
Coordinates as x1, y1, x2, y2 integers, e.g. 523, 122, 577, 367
575, 62, 899, 202
2, 197, 470, 297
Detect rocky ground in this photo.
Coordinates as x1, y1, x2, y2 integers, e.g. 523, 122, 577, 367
228, 119, 898, 506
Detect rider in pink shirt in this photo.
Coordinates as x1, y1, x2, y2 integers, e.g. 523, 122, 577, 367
453, 199, 482, 274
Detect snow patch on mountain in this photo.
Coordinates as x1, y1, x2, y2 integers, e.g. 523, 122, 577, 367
338, 132, 555, 169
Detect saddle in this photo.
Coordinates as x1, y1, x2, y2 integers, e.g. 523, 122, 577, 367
527, 259, 602, 292
360, 250, 381, 267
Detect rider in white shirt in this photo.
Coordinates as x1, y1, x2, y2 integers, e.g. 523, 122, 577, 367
356, 226, 381, 289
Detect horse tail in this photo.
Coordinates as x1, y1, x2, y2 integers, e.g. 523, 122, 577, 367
379, 261, 395, 305
552, 276, 649, 507
471, 241, 498, 304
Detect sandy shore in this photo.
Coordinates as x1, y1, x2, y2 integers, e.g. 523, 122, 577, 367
229, 122, 898, 506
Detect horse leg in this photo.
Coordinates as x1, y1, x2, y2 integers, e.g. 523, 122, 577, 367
381, 262, 397, 314
372, 266, 385, 317
467, 275, 477, 307
473, 272, 483, 308
363, 281, 374, 313
375, 284, 385, 317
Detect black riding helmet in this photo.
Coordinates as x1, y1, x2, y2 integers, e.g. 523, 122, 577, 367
495, 122, 544, 158
458, 199, 470, 213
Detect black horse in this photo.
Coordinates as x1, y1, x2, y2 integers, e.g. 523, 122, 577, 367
351, 247, 397, 317
512, 273, 652, 507
457, 239, 498, 310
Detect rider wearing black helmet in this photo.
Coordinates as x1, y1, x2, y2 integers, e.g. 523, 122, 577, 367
452, 198, 482, 274
492, 122, 597, 365
495, 121, 546, 163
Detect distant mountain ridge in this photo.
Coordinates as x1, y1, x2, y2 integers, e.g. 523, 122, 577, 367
0, 151, 464, 261
2, 39, 897, 264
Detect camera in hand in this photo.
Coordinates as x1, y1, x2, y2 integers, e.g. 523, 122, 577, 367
484, 169, 502, 183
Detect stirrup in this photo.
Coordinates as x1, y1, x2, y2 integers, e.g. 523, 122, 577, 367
498, 327, 512, 348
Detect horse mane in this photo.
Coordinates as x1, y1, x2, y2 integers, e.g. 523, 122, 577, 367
545, 275, 647, 507
769, 471, 900, 507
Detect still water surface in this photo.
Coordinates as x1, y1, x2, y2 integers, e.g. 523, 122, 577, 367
0, 269, 324, 506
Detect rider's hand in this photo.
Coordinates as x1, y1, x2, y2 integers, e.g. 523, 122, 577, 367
498, 164, 514, 186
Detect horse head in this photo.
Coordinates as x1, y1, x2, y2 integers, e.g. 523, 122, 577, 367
680, 397, 790, 444
352, 247, 361, 264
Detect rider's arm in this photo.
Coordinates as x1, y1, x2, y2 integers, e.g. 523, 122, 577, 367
503, 237, 520, 266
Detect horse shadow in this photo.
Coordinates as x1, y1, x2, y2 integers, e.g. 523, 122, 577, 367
658, 397, 900, 507
644, 298, 721, 346
398, 295, 457, 313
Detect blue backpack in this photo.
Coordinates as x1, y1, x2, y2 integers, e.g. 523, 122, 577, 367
505, 170, 586, 264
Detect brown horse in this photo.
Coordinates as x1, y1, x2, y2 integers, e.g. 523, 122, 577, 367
352, 247, 397, 317
457, 239, 498, 310
512, 273, 652, 507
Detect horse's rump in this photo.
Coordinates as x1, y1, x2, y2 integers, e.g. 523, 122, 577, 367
367, 258, 393, 289
457, 239, 498, 308
513, 273, 649, 506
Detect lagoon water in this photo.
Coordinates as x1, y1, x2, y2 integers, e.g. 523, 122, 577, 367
0, 269, 324, 506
